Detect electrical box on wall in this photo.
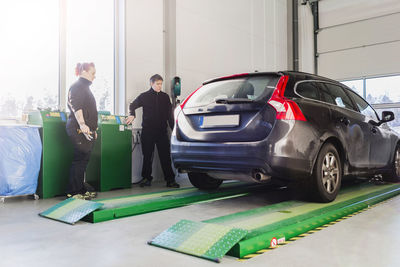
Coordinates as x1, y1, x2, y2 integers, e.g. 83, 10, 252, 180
172, 76, 181, 97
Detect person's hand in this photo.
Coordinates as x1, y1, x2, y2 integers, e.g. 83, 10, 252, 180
79, 124, 93, 141
83, 132, 93, 141
94, 131, 98, 140
126, 115, 135, 125
79, 124, 91, 135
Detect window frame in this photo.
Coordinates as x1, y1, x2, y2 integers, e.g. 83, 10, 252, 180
60, 0, 121, 114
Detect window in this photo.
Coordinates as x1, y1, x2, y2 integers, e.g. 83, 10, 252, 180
366, 76, 400, 104
341, 79, 363, 97
0, 0, 59, 118
0, 0, 116, 120
296, 82, 320, 101
323, 83, 356, 111
340, 75, 400, 130
318, 83, 336, 105
184, 76, 279, 108
66, 0, 114, 112
346, 89, 379, 121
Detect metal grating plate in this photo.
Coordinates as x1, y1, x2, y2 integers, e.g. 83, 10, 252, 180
40, 198, 103, 225
149, 219, 248, 262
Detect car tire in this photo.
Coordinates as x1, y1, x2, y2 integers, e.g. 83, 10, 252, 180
311, 143, 342, 202
383, 144, 400, 182
188, 172, 223, 190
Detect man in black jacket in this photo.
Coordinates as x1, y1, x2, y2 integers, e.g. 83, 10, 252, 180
126, 74, 179, 188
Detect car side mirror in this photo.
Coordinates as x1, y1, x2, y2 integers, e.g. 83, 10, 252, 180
381, 111, 394, 123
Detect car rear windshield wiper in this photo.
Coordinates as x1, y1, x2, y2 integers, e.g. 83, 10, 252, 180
215, 98, 255, 104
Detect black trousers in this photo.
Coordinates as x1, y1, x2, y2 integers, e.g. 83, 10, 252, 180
141, 128, 175, 182
66, 126, 94, 195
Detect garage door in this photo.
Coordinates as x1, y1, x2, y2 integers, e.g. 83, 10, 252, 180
317, 0, 400, 80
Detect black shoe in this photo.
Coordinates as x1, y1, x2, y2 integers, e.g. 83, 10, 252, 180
166, 181, 180, 188
140, 178, 152, 187
84, 182, 96, 192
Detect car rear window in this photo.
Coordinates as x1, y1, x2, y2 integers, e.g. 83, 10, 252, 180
184, 75, 280, 108
296, 82, 321, 101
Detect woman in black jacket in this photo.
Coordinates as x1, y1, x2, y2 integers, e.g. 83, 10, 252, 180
66, 62, 98, 199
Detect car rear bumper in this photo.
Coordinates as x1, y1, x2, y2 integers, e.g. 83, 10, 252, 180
171, 136, 272, 173
171, 121, 315, 180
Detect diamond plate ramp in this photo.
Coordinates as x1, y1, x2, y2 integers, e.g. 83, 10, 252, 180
148, 219, 248, 262
87, 182, 266, 223
40, 198, 103, 225
204, 183, 400, 258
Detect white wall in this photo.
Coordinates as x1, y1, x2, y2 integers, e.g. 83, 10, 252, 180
298, 1, 314, 73
125, 0, 289, 182
126, 0, 164, 127
317, 0, 400, 80
176, 0, 288, 100
125, 0, 164, 182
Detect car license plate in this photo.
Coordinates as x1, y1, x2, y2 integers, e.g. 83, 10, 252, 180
200, 114, 239, 128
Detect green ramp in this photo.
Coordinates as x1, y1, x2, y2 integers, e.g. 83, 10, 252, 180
40, 198, 103, 225
148, 219, 248, 262
149, 183, 400, 261
204, 183, 400, 258
85, 182, 268, 223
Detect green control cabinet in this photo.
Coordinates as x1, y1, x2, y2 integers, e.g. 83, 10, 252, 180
86, 114, 132, 192
28, 110, 73, 199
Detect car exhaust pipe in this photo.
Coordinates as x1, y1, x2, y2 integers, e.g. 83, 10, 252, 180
177, 168, 187, 173
253, 171, 271, 182
207, 171, 271, 183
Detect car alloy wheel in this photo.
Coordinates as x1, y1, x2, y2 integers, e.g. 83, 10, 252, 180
321, 152, 340, 194
311, 143, 342, 202
395, 148, 400, 177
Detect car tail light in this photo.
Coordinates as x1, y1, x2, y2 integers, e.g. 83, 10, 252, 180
174, 105, 182, 124
180, 85, 203, 109
268, 75, 306, 121
175, 85, 203, 125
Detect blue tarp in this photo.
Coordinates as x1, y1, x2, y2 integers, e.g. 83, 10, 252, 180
0, 125, 42, 196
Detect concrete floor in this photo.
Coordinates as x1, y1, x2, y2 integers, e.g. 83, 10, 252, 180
1, 178, 400, 267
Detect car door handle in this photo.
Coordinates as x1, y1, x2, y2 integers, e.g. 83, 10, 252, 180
337, 117, 350, 126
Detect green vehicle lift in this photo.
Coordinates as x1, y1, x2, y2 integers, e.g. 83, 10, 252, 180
149, 183, 400, 261
39, 182, 266, 224
86, 114, 132, 192
28, 110, 73, 199
86, 182, 265, 223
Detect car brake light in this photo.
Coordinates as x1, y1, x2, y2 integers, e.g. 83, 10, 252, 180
174, 105, 182, 124
268, 75, 306, 121
180, 85, 203, 109
217, 73, 249, 80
